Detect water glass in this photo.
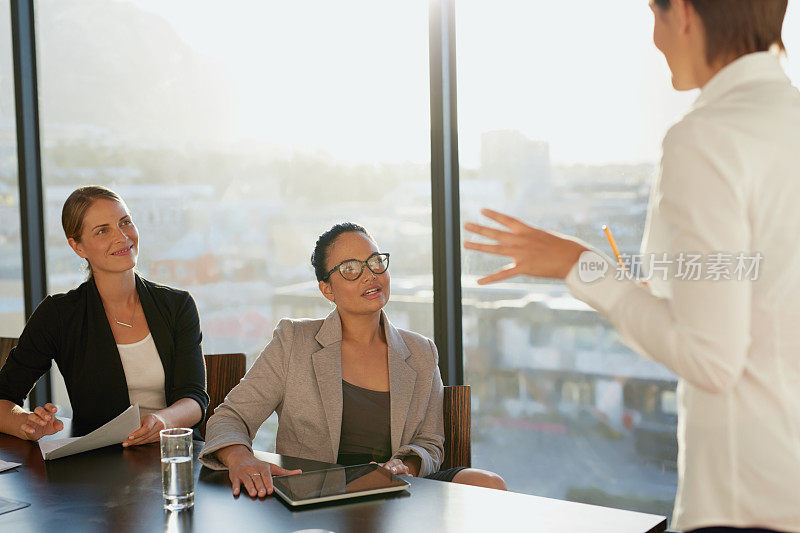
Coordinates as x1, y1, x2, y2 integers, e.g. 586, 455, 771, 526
160, 428, 194, 511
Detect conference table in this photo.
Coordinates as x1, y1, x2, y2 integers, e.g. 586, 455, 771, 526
0, 433, 667, 533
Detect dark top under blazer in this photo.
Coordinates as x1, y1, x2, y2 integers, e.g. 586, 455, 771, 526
0, 275, 209, 436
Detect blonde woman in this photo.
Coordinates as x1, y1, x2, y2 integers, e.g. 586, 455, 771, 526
0, 186, 208, 444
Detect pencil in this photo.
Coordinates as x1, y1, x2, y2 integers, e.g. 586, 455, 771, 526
602, 225, 628, 272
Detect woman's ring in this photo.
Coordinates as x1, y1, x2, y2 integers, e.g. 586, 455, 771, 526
249, 473, 262, 476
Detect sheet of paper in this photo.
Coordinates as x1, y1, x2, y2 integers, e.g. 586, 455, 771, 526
39, 404, 141, 460
0, 459, 22, 473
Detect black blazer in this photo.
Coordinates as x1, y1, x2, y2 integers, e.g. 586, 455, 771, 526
0, 275, 209, 436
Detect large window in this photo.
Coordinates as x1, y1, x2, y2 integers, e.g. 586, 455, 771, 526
0, 0, 24, 338
457, 0, 695, 520
784, 1, 800, 87
5, 0, 799, 521
35, 0, 432, 448
457, 0, 800, 521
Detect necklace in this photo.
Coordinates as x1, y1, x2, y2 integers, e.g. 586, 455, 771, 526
114, 293, 138, 328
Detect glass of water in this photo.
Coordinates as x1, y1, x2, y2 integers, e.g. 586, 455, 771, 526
160, 428, 194, 511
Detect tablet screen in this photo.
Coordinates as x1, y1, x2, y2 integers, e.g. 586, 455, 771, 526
272, 463, 409, 504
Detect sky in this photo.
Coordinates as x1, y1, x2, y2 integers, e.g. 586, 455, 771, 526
129, 0, 800, 167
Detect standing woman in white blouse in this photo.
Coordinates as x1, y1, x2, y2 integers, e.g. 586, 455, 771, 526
0, 186, 209, 445
465, 1, 798, 532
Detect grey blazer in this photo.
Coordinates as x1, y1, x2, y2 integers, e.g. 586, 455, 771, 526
199, 309, 445, 476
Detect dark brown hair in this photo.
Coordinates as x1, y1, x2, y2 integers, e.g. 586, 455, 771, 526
311, 222, 371, 282
654, 0, 788, 64
61, 185, 124, 242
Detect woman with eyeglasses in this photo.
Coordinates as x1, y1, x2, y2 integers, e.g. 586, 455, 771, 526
200, 222, 506, 498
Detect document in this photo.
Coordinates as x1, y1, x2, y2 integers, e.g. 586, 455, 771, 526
39, 404, 141, 460
0, 459, 22, 472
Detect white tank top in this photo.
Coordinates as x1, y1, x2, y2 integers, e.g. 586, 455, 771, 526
116, 333, 167, 417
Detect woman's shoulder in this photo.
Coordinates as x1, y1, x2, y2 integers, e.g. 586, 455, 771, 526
255, 317, 327, 365
392, 325, 437, 361
22, 281, 93, 332
663, 111, 715, 147
136, 277, 199, 326
272, 316, 327, 338
137, 276, 198, 316
44, 280, 92, 309
394, 326, 432, 345
139, 277, 192, 301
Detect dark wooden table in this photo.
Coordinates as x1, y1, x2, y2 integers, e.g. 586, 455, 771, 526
0, 433, 667, 533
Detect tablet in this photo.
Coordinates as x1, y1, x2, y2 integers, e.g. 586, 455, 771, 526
272, 463, 410, 506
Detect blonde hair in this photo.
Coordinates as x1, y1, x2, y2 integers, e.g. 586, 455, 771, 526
61, 185, 126, 278
61, 185, 124, 242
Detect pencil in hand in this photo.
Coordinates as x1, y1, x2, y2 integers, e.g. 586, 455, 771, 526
602, 225, 627, 272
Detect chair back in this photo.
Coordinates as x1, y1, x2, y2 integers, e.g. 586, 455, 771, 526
442, 385, 471, 470
201, 352, 246, 438
0, 337, 19, 373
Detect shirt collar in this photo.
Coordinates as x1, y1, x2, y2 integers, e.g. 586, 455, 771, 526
693, 51, 789, 109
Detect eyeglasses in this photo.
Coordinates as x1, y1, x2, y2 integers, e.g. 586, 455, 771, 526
325, 252, 390, 281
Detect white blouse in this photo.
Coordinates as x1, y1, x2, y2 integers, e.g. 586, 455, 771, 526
566, 52, 800, 532
116, 333, 167, 418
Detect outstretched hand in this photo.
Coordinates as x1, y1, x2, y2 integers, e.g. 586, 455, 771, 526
464, 209, 588, 283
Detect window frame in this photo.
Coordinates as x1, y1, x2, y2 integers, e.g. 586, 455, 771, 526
9, 0, 467, 404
